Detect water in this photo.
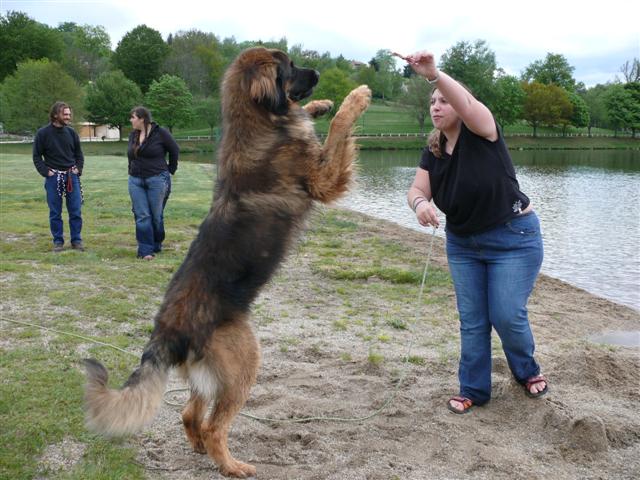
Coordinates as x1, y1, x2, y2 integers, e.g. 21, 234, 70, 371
588, 330, 640, 347
183, 148, 640, 311
338, 149, 640, 311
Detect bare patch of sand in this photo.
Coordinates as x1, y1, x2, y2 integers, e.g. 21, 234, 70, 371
121, 210, 640, 479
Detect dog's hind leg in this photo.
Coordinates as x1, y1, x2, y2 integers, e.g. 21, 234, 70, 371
182, 390, 208, 454
201, 317, 260, 478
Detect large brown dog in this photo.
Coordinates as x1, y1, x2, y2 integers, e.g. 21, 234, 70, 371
82, 47, 371, 477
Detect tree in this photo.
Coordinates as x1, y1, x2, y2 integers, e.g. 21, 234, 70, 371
1, 59, 83, 133
401, 64, 414, 78
604, 84, 634, 136
492, 73, 525, 131
439, 40, 497, 109
85, 70, 143, 139
603, 83, 640, 136
623, 82, 640, 136
399, 75, 432, 134
57, 22, 111, 83
521, 81, 571, 137
309, 68, 357, 118
619, 58, 640, 83
288, 45, 334, 72
583, 85, 610, 136
353, 65, 377, 93
522, 53, 577, 91
113, 25, 168, 93
334, 55, 353, 73
145, 74, 193, 132
369, 49, 403, 100
163, 29, 225, 96
220, 36, 242, 66
0, 11, 64, 81
193, 96, 222, 138
564, 91, 590, 135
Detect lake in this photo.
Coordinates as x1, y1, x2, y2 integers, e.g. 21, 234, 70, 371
339, 149, 640, 312
183, 148, 640, 311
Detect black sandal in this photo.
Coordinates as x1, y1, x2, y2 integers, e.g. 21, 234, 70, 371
524, 374, 549, 398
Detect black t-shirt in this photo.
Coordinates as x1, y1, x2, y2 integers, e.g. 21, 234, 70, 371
127, 124, 179, 178
419, 123, 529, 236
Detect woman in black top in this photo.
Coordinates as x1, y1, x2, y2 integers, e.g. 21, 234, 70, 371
401, 50, 548, 414
127, 106, 179, 260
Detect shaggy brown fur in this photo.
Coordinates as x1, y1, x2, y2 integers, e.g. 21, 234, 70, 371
82, 47, 371, 478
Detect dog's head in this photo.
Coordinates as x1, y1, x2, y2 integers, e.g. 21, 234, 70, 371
227, 47, 319, 116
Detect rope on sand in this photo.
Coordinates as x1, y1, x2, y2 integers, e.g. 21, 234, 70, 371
3, 227, 438, 423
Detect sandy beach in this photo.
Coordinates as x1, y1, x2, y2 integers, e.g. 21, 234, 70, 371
41, 207, 637, 480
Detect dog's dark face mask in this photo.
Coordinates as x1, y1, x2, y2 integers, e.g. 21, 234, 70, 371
263, 53, 319, 115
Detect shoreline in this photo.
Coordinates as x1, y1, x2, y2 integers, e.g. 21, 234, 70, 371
342, 206, 640, 313
335, 206, 640, 318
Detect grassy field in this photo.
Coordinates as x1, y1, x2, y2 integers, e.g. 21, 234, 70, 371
0, 155, 215, 479
0, 154, 454, 478
173, 100, 637, 139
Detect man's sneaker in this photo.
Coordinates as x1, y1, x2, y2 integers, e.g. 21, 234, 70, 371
53, 244, 64, 253
71, 242, 85, 252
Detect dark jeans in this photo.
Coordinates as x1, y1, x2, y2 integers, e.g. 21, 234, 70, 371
128, 171, 171, 257
44, 173, 82, 245
446, 212, 544, 405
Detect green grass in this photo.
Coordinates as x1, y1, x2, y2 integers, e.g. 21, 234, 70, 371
0, 154, 212, 479
175, 100, 637, 140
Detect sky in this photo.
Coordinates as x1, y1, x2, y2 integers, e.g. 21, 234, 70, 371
3, 0, 639, 87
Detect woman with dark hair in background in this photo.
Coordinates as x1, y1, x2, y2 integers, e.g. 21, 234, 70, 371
127, 106, 179, 260
401, 50, 548, 414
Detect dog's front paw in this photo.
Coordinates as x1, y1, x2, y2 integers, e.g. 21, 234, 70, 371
343, 85, 372, 115
304, 99, 334, 118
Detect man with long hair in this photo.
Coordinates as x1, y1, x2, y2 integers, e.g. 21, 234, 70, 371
33, 101, 85, 252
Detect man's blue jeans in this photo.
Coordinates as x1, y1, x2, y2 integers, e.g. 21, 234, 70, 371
44, 173, 82, 245
128, 172, 171, 258
446, 212, 544, 405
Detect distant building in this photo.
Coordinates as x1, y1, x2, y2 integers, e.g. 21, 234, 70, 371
77, 122, 120, 141
350, 60, 367, 69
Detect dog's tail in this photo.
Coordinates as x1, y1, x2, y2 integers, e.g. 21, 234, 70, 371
82, 339, 171, 436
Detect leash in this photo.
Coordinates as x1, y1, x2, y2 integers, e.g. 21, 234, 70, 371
235, 225, 438, 423
3, 227, 438, 424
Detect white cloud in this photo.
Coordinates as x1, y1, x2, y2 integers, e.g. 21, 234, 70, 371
4, 0, 639, 86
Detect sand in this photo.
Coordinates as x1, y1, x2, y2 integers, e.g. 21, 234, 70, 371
126, 209, 639, 480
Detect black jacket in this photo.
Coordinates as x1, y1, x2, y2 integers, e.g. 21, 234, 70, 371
127, 123, 179, 178
32, 123, 84, 177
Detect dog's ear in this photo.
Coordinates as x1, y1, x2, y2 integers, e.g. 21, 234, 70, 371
247, 62, 288, 115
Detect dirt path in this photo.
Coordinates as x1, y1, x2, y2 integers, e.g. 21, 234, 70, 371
116, 210, 638, 480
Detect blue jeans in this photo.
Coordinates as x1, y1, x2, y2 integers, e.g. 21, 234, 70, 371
44, 173, 82, 245
446, 212, 544, 405
128, 172, 171, 258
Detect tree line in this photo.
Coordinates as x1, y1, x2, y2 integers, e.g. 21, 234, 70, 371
1, 11, 638, 139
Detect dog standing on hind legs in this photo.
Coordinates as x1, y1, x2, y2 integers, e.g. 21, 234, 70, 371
82, 47, 371, 478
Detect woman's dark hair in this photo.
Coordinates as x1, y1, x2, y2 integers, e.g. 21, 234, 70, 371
130, 106, 152, 156
131, 106, 152, 132
49, 101, 70, 123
